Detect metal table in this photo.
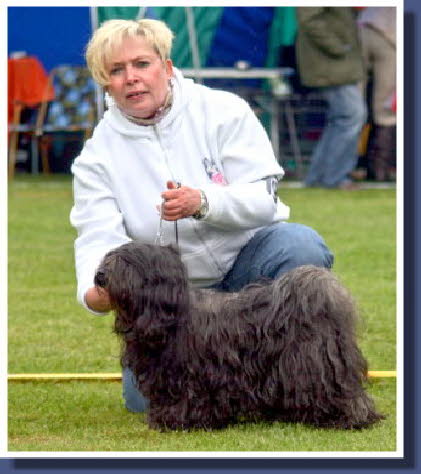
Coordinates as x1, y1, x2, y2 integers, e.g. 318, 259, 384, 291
180, 68, 300, 170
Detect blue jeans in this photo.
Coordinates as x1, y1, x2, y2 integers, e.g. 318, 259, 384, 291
305, 84, 367, 188
122, 222, 334, 412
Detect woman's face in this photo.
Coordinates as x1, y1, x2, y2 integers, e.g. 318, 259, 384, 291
106, 35, 173, 119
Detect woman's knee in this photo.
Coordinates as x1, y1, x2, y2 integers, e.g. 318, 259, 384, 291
221, 222, 334, 290
268, 222, 334, 273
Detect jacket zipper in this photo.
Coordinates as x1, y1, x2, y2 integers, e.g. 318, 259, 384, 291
153, 125, 224, 278
154, 125, 176, 182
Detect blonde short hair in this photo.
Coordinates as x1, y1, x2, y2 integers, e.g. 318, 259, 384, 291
86, 18, 174, 86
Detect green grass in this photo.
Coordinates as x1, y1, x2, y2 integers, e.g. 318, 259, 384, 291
8, 175, 398, 453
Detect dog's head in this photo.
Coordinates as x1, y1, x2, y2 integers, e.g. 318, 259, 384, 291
95, 242, 190, 341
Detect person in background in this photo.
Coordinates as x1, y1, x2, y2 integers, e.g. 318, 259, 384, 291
70, 18, 334, 413
295, 7, 366, 190
358, 7, 396, 182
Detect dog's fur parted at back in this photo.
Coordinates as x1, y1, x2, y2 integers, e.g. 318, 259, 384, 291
95, 241, 384, 431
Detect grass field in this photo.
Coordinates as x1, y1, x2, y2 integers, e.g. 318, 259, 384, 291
7, 175, 398, 454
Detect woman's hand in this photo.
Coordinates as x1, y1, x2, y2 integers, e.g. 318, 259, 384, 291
160, 181, 201, 221
85, 286, 112, 313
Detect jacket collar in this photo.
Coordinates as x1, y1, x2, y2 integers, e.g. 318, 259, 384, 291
103, 68, 192, 137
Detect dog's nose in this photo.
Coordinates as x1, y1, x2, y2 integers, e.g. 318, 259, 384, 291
94, 270, 107, 288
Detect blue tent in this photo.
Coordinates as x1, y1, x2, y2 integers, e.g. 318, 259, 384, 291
8, 7, 91, 71
8, 6, 297, 73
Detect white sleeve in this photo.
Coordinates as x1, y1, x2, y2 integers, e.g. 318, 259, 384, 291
202, 180, 290, 230
69, 150, 131, 314
201, 97, 290, 229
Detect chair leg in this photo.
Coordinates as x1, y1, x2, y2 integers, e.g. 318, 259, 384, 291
39, 136, 51, 174
8, 103, 22, 180
284, 100, 303, 179
8, 132, 19, 180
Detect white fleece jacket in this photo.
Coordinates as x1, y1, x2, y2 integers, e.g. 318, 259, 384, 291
70, 69, 290, 313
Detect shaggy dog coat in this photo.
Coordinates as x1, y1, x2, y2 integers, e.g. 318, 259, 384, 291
95, 242, 383, 431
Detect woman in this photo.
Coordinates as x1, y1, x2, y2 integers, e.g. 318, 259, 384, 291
70, 18, 334, 412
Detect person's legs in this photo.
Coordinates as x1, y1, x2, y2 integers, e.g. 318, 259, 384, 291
306, 84, 366, 188
122, 366, 149, 413
304, 108, 332, 187
367, 123, 396, 181
369, 28, 396, 127
321, 84, 367, 187
366, 27, 396, 181
216, 222, 334, 292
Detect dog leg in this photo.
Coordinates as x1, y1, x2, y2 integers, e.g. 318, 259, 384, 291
272, 327, 384, 429
268, 266, 384, 429
147, 392, 235, 431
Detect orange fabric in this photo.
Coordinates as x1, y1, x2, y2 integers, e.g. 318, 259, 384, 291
8, 56, 54, 123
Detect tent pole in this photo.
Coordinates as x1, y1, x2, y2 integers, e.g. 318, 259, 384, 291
90, 7, 104, 120
137, 7, 148, 19
89, 6, 98, 31
185, 7, 202, 83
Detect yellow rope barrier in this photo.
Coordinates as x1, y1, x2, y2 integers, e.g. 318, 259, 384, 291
8, 371, 397, 382
8, 373, 122, 382
367, 370, 397, 378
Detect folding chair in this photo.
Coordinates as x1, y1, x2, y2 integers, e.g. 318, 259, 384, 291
35, 65, 96, 173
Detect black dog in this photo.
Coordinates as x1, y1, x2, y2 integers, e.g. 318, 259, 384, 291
95, 242, 383, 431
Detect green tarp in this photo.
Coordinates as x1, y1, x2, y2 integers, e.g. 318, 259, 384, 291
95, 6, 297, 69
